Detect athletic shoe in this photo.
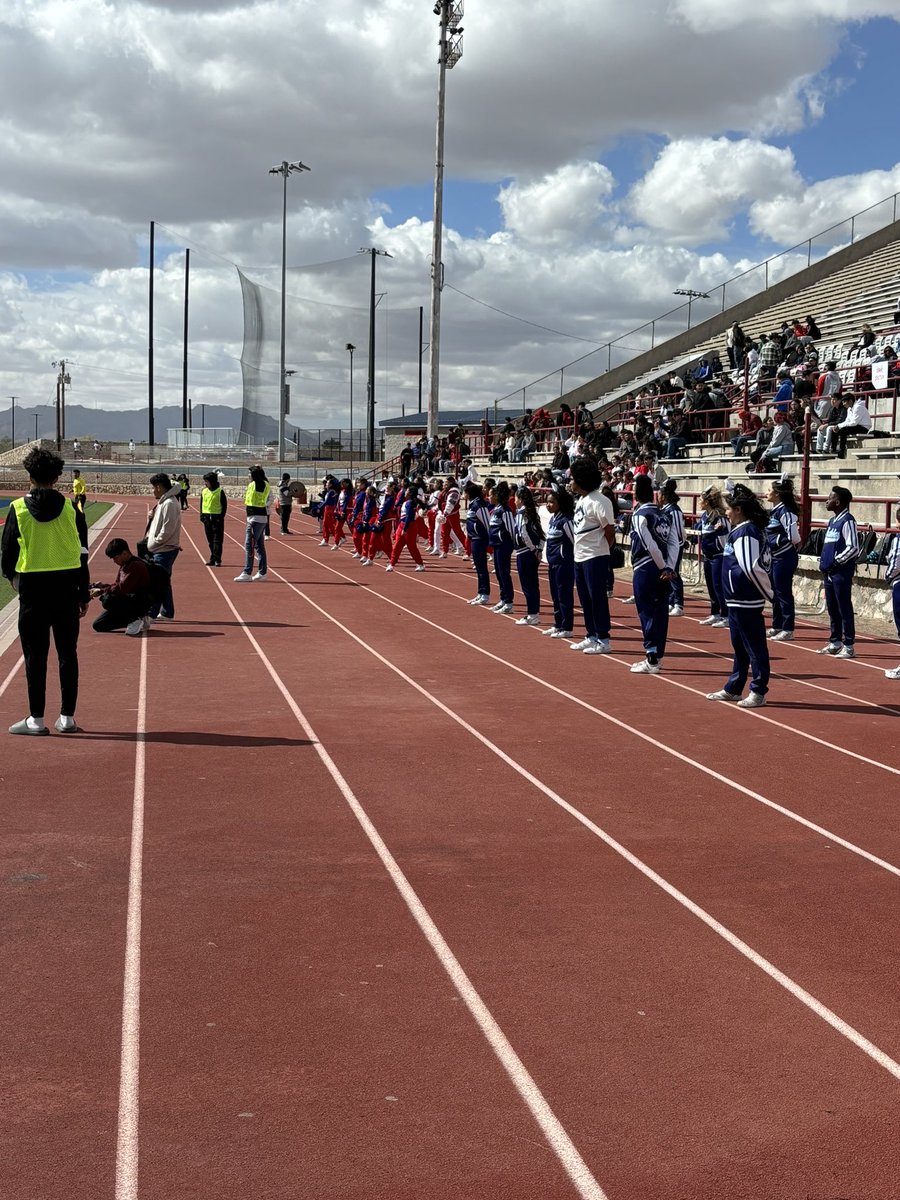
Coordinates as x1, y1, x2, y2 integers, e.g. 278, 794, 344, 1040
737, 692, 767, 708
439, 552, 448, 559
319, 539, 328, 546
234, 572, 252, 582
8, 718, 49, 736
330, 544, 340, 551
630, 659, 660, 674
583, 639, 611, 654
142, 615, 152, 631
885, 667, 900, 679
496, 603, 514, 614
205, 559, 216, 566
251, 572, 268, 581
360, 558, 372, 566
462, 555, 471, 561
351, 551, 360, 559
54, 716, 81, 734
542, 626, 561, 636
773, 630, 794, 641
817, 642, 842, 655
766, 628, 780, 639
125, 618, 145, 637
570, 638, 597, 651
711, 617, 730, 628
385, 564, 394, 572
699, 615, 720, 626
414, 565, 426, 572
668, 605, 684, 617
516, 615, 541, 626
470, 595, 491, 605
552, 630, 575, 639
706, 689, 740, 702
621, 596, 635, 604
836, 645, 855, 659
491, 601, 507, 612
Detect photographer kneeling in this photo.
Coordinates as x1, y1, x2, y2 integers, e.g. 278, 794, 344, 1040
91, 539, 151, 637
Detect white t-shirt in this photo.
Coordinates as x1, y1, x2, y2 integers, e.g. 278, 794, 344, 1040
573, 489, 614, 562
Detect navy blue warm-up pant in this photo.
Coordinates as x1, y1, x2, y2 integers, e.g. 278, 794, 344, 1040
492, 542, 514, 604
471, 539, 491, 597
633, 564, 670, 659
770, 548, 798, 633
574, 556, 611, 641
725, 606, 770, 696
824, 567, 855, 646
703, 556, 726, 617
547, 549, 574, 631
515, 549, 541, 615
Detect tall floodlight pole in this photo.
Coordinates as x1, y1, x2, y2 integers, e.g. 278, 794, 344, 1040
673, 287, 710, 331
346, 343, 356, 468
427, 1, 464, 442
269, 159, 311, 462
359, 247, 393, 461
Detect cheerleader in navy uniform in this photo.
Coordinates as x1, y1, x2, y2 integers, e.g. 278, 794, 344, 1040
349, 478, 368, 558
488, 481, 516, 614
629, 475, 678, 673
765, 476, 802, 641
659, 479, 686, 617
884, 505, 900, 679
543, 484, 575, 638
464, 482, 492, 605
332, 478, 353, 550
818, 486, 859, 659
358, 486, 378, 565
569, 458, 615, 654
696, 486, 730, 628
707, 484, 774, 708
513, 486, 545, 626
319, 477, 339, 545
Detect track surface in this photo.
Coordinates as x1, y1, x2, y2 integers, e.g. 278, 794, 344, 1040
2, 497, 900, 1200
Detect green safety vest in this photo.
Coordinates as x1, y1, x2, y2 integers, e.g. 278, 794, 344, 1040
13, 497, 82, 573
201, 487, 224, 515
244, 482, 270, 509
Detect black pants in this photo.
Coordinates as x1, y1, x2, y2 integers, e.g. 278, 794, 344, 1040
280, 504, 292, 534
835, 424, 867, 458
18, 577, 81, 718
201, 515, 225, 564
92, 594, 148, 633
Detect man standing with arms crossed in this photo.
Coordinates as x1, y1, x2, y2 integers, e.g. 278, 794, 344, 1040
1, 447, 89, 735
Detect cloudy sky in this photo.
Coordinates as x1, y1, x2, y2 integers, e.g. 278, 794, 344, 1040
3, 0, 900, 437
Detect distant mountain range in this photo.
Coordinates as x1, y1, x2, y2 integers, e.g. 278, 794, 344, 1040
0, 404, 354, 448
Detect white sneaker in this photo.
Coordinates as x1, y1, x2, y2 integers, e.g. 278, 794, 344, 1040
319, 539, 328, 546
330, 544, 340, 551
570, 638, 596, 651
552, 630, 574, 639
496, 603, 514, 614
738, 692, 767, 708
621, 596, 635, 604
414, 564, 426, 572
351, 551, 360, 559
669, 606, 684, 617
516, 615, 540, 626
491, 601, 506, 612
251, 572, 268, 581
583, 639, 611, 654
706, 689, 740, 702
766, 628, 780, 639
462, 555, 471, 561
630, 659, 660, 673
885, 667, 900, 679
385, 564, 394, 572
773, 630, 794, 641
699, 616, 719, 626
817, 642, 842, 655
125, 618, 144, 637
142, 615, 152, 631
360, 558, 372, 567
542, 626, 561, 636
234, 572, 252, 582
836, 645, 855, 659
471, 594, 491, 605
711, 617, 730, 628
439, 552, 448, 559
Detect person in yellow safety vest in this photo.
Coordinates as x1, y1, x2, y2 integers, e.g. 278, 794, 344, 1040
234, 466, 273, 582
199, 471, 228, 566
72, 469, 87, 513
1, 447, 89, 735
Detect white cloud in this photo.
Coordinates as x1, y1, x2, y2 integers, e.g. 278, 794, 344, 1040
750, 163, 900, 245
497, 162, 615, 245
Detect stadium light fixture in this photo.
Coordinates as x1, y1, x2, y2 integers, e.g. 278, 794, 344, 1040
673, 287, 711, 330
270, 160, 311, 462
346, 343, 356, 467
427, 1, 464, 443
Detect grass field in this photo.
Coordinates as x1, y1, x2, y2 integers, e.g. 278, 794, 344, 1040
0, 498, 113, 609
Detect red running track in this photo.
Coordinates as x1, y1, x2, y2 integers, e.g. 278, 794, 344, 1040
2, 496, 900, 1200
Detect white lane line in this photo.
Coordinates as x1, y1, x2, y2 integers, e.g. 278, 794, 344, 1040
254, 532, 900, 880
183, 527, 608, 1200
115, 633, 148, 1200
209, 533, 900, 1093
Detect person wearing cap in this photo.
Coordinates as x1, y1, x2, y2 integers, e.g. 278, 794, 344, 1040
817, 487, 858, 658
1, 446, 89, 735
234, 466, 272, 582
199, 471, 227, 566
706, 484, 773, 709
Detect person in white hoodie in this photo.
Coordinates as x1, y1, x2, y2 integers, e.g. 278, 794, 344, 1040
833, 392, 872, 459
145, 473, 182, 621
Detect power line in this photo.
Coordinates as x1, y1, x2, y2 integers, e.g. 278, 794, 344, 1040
443, 282, 605, 344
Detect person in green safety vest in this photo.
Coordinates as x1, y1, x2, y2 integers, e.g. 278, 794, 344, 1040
234, 466, 273, 582
199, 471, 228, 566
1, 446, 89, 735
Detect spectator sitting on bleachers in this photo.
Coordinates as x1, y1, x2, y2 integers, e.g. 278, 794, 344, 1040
747, 417, 774, 470
666, 413, 690, 459
731, 407, 762, 458
773, 371, 793, 413
816, 360, 843, 403
758, 333, 782, 380
834, 392, 872, 459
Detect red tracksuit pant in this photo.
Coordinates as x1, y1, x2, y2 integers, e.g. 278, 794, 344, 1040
390, 527, 424, 566
322, 508, 338, 542
440, 511, 465, 553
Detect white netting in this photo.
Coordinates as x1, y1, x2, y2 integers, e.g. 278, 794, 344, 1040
238, 256, 425, 444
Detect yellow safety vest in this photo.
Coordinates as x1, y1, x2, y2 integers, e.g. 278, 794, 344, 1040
201, 487, 224, 515
244, 482, 270, 508
72, 477, 86, 496
13, 498, 82, 573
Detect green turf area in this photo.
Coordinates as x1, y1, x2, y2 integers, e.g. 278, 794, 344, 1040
0, 499, 113, 609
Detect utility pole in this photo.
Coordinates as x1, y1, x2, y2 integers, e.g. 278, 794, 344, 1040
359, 246, 393, 460
182, 248, 190, 431
9, 396, 16, 447
269, 159, 311, 463
149, 219, 155, 446
53, 360, 70, 451
427, 1, 464, 442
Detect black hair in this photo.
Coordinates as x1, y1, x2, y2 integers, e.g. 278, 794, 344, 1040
659, 478, 680, 503
771, 475, 799, 514
727, 483, 768, 529
202, 471, 218, 485
149, 472, 171, 490
23, 447, 64, 484
281, 472, 291, 481
340, 478, 352, 489
464, 481, 483, 502
105, 538, 130, 558
569, 457, 601, 494
830, 485, 853, 508
515, 486, 540, 523
549, 483, 575, 517
633, 474, 655, 504
249, 466, 268, 485
492, 480, 511, 506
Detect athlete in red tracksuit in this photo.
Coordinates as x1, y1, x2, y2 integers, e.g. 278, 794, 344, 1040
358, 487, 379, 565
387, 487, 426, 571
440, 477, 466, 556
319, 478, 339, 544
364, 484, 397, 564
349, 480, 369, 558
332, 479, 352, 550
